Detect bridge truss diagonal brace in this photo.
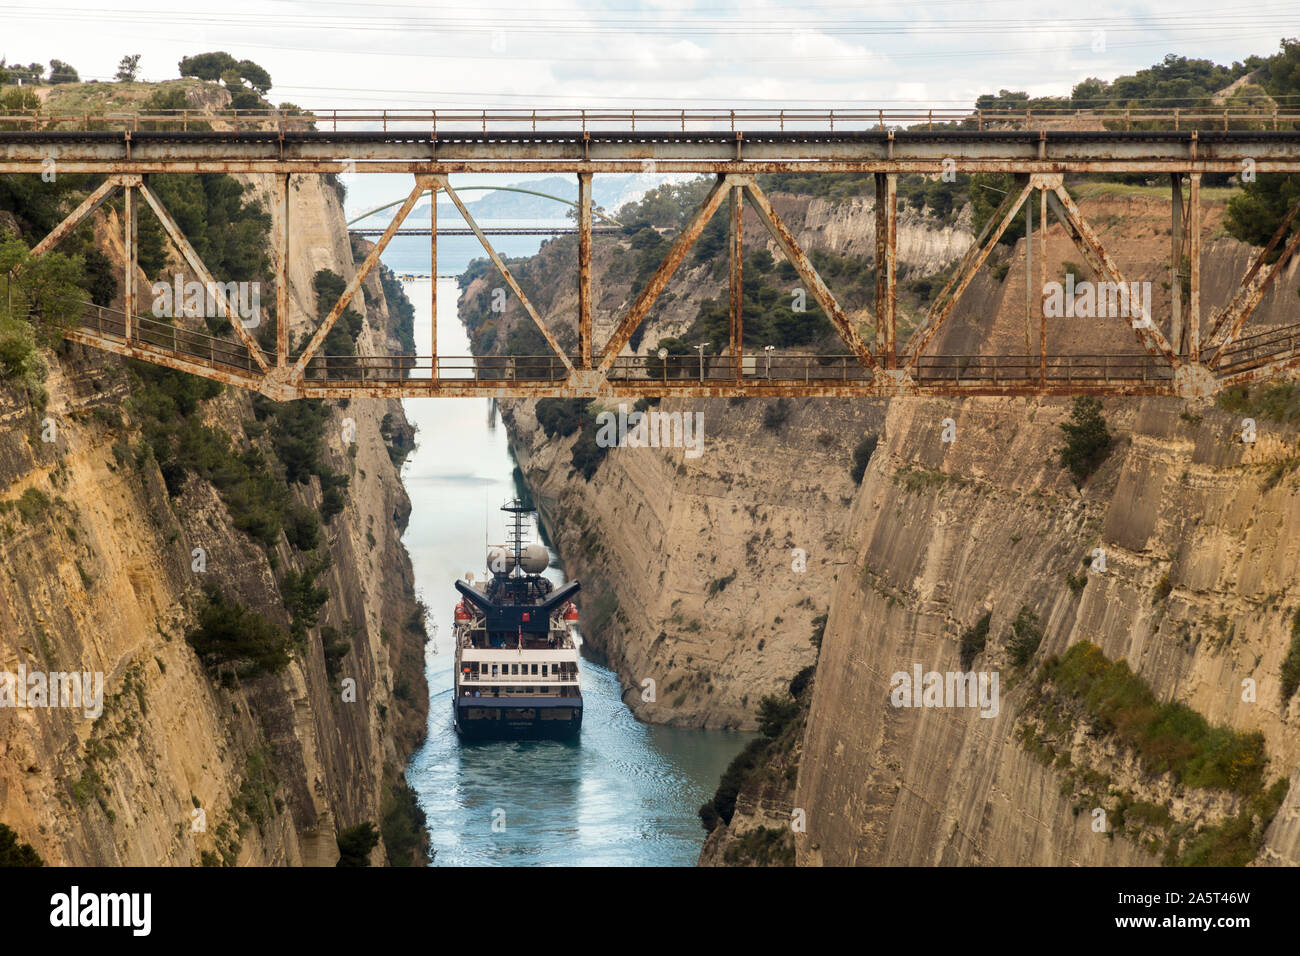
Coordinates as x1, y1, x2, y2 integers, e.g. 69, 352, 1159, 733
294, 176, 432, 378
1206, 194, 1300, 365
903, 175, 1035, 370
597, 174, 735, 375
1045, 182, 1183, 370
742, 176, 880, 373
27, 176, 123, 259
137, 180, 272, 374
438, 174, 575, 378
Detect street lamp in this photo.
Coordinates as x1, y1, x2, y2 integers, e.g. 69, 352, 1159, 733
694, 342, 710, 383
763, 344, 775, 379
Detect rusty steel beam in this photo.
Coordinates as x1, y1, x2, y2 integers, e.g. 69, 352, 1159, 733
9, 161, 1300, 177
138, 179, 271, 374
123, 181, 135, 341
1025, 179, 1033, 357
430, 181, 438, 365
1045, 182, 1183, 370
743, 177, 880, 373
290, 379, 1179, 400
1188, 173, 1201, 363
905, 177, 1034, 369
874, 173, 897, 368
1170, 174, 1184, 354
1215, 347, 1300, 389
730, 183, 743, 380
1208, 226, 1300, 368
294, 177, 429, 376
438, 175, 574, 377
578, 171, 592, 369
27, 176, 121, 258
4, 128, 1299, 164
1206, 194, 1300, 357
1040, 187, 1050, 385
276, 173, 289, 367
597, 174, 733, 375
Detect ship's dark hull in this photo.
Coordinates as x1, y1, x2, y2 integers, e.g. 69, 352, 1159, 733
454, 695, 583, 740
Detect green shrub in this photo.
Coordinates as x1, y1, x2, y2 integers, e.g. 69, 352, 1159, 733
1045, 642, 1267, 794
850, 434, 878, 484
1216, 383, 1300, 424
809, 613, 827, 650
1174, 778, 1289, 867
722, 825, 795, 866
756, 693, 799, 737
699, 737, 767, 831
336, 821, 379, 867
281, 557, 330, 642
535, 398, 588, 438
1007, 606, 1043, 668
186, 586, 292, 679
1058, 397, 1113, 486
16, 488, 50, 523
0, 823, 43, 866
959, 611, 992, 668
381, 781, 429, 866
319, 625, 351, 680
284, 502, 321, 551
1281, 609, 1300, 703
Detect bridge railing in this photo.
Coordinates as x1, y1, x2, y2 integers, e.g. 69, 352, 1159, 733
914, 353, 1176, 384
3, 106, 1299, 135
75, 303, 276, 373
1216, 321, 1300, 373
300, 354, 574, 383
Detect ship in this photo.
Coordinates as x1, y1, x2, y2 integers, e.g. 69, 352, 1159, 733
452, 499, 582, 740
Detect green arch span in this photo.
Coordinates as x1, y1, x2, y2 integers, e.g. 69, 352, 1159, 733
347, 185, 624, 227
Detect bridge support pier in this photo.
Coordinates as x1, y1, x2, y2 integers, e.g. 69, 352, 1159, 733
578, 172, 592, 369
1170, 173, 1184, 355
874, 173, 897, 368
730, 181, 743, 380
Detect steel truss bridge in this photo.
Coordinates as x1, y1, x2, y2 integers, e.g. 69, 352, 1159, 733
3, 107, 1300, 400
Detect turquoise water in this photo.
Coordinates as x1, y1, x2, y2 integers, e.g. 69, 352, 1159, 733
391, 237, 748, 865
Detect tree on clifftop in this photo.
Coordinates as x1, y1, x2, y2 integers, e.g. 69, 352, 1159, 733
115, 54, 141, 82
1225, 38, 1300, 253
179, 52, 273, 106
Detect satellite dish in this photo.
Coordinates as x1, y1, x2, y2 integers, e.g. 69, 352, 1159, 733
657, 348, 668, 359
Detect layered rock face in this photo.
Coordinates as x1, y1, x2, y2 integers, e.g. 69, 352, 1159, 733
505, 396, 882, 730
0, 169, 427, 865
797, 396, 1300, 866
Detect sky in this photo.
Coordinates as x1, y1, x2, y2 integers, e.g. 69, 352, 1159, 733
3, 0, 1292, 213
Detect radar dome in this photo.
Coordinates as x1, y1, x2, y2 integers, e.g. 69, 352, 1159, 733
517, 544, 551, 574
487, 546, 515, 575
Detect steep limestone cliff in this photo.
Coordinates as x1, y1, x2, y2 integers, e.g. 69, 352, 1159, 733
0, 117, 428, 865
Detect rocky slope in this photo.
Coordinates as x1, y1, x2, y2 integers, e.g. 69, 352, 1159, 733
0, 92, 428, 866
